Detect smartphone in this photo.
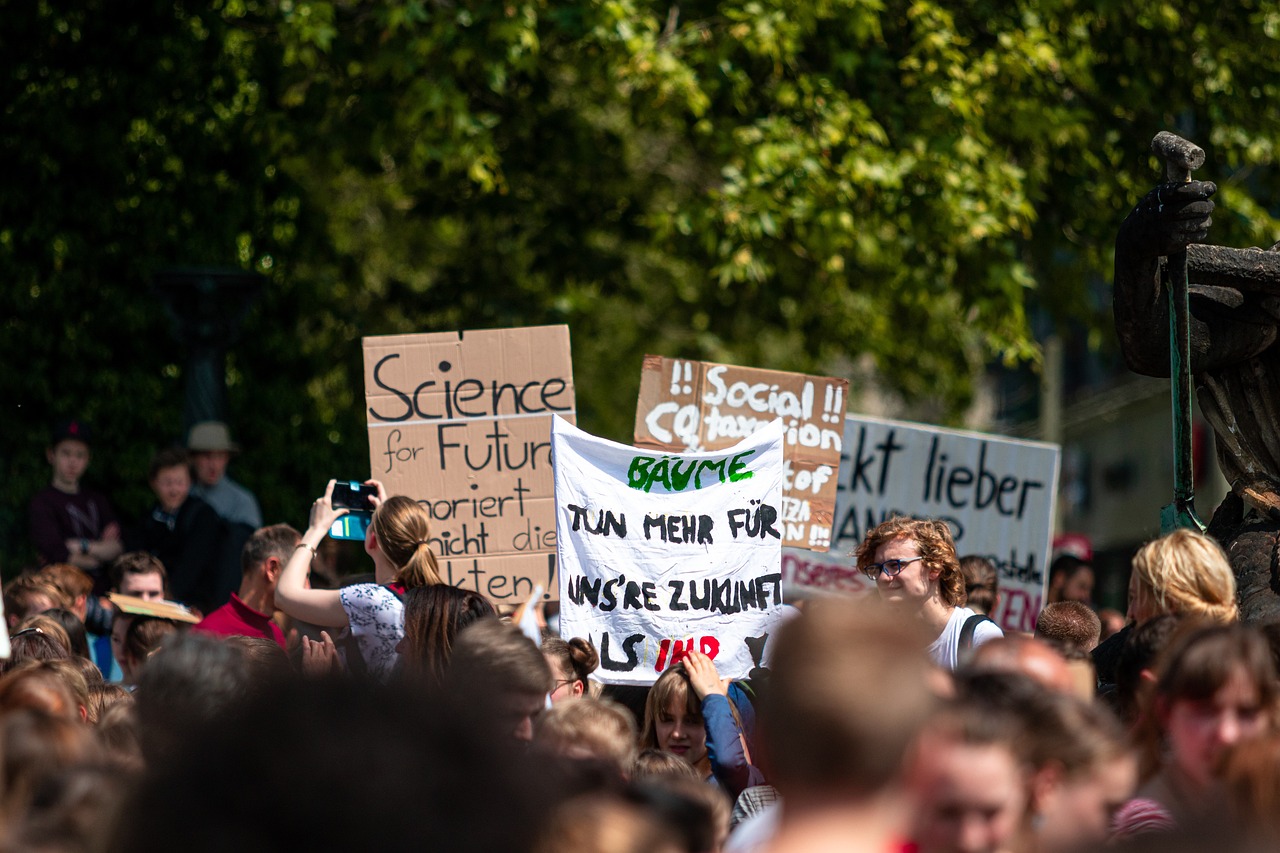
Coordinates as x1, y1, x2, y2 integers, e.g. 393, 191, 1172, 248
330, 512, 373, 541
332, 480, 378, 511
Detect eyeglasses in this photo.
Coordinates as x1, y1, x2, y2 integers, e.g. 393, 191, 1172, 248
862, 556, 924, 580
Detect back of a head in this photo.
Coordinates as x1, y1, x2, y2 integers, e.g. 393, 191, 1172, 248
535, 696, 637, 772
856, 516, 965, 607
16, 615, 73, 658
401, 584, 497, 683
124, 617, 180, 671
225, 635, 293, 682
627, 774, 730, 853
1, 709, 101, 813
631, 749, 699, 782
113, 677, 565, 853
0, 661, 85, 720
543, 636, 600, 686
1114, 613, 1184, 725
240, 523, 301, 575
1036, 601, 1102, 655
3, 574, 72, 624
760, 599, 936, 798
133, 632, 257, 764
447, 618, 552, 695
37, 608, 91, 659
372, 496, 442, 589
535, 794, 681, 853
2, 629, 71, 675
36, 563, 93, 604
959, 555, 999, 615
968, 634, 1075, 695
954, 670, 1128, 778
1131, 529, 1237, 623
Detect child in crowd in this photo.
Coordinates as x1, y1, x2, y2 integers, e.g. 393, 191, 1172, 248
639, 650, 763, 800
28, 419, 123, 584
126, 447, 225, 614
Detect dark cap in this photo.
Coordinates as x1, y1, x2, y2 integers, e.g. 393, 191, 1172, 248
51, 418, 92, 447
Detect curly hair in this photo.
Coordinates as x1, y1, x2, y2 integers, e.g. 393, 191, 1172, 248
855, 516, 965, 607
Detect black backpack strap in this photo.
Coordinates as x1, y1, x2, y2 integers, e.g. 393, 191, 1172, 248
959, 613, 994, 651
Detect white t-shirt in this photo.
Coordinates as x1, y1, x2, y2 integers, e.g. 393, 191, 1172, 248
929, 606, 1003, 670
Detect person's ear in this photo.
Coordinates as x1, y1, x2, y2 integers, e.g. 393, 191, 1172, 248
46, 447, 55, 465
264, 556, 283, 583
1029, 760, 1063, 814
572, 680, 585, 697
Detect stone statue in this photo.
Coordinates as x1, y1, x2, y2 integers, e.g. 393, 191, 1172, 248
1114, 134, 1280, 622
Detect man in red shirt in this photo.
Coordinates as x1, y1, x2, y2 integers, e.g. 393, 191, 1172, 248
193, 524, 299, 648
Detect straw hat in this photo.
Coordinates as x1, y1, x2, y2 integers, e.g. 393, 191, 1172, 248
187, 421, 240, 453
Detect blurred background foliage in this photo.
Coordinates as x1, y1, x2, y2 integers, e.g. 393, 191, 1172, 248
4, 0, 1280, 573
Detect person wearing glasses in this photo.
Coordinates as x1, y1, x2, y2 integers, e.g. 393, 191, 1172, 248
855, 516, 1002, 670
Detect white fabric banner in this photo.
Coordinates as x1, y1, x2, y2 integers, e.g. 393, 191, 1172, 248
554, 416, 786, 685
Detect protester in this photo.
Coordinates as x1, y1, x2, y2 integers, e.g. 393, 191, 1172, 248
856, 516, 1003, 669
187, 420, 263, 530
908, 697, 1030, 853
754, 600, 936, 852
535, 696, 638, 775
396, 583, 496, 685
951, 670, 1137, 853
111, 552, 169, 602
968, 635, 1078, 697
119, 617, 181, 686
28, 418, 123, 580
639, 651, 762, 799
633, 749, 700, 781
1046, 555, 1094, 605
1110, 614, 1184, 727
2, 573, 71, 630
1094, 529, 1238, 690
193, 523, 299, 648
126, 447, 225, 614
1035, 600, 1102, 655
1114, 623, 1277, 838
544, 635, 600, 703
444, 617, 552, 743
959, 555, 1000, 616
275, 479, 442, 680
38, 561, 113, 665
188, 420, 264, 608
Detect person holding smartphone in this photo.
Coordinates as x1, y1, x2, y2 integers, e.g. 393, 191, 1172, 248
275, 479, 442, 680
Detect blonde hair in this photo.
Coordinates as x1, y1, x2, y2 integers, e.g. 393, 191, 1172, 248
372, 496, 442, 589
1131, 529, 1238, 623
535, 696, 638, 771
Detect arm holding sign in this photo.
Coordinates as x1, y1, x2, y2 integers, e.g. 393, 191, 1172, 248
686, 649, 765, 798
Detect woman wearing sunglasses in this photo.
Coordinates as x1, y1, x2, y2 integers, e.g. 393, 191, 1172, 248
855, 516, 1002, 670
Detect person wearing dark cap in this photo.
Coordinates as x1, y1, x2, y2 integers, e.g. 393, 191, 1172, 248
187, 421, 262, 530
28, 419, 123, 582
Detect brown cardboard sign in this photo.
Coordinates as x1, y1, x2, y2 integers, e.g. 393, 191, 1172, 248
634, 356, 847, 551
362, 326, 575, 602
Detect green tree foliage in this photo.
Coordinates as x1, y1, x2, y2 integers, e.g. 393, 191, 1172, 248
4, 0, 1279, 571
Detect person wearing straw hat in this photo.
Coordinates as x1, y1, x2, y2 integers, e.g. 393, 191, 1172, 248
187, 421, 262, 530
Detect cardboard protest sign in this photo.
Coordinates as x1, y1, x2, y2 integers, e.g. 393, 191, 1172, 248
554, 416, 786, 685
780, 414, 1060, 633
634, 356, 847, 553
362, 326, 574, 603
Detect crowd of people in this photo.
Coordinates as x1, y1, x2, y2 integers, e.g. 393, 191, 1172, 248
8, 418, 1280, 852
